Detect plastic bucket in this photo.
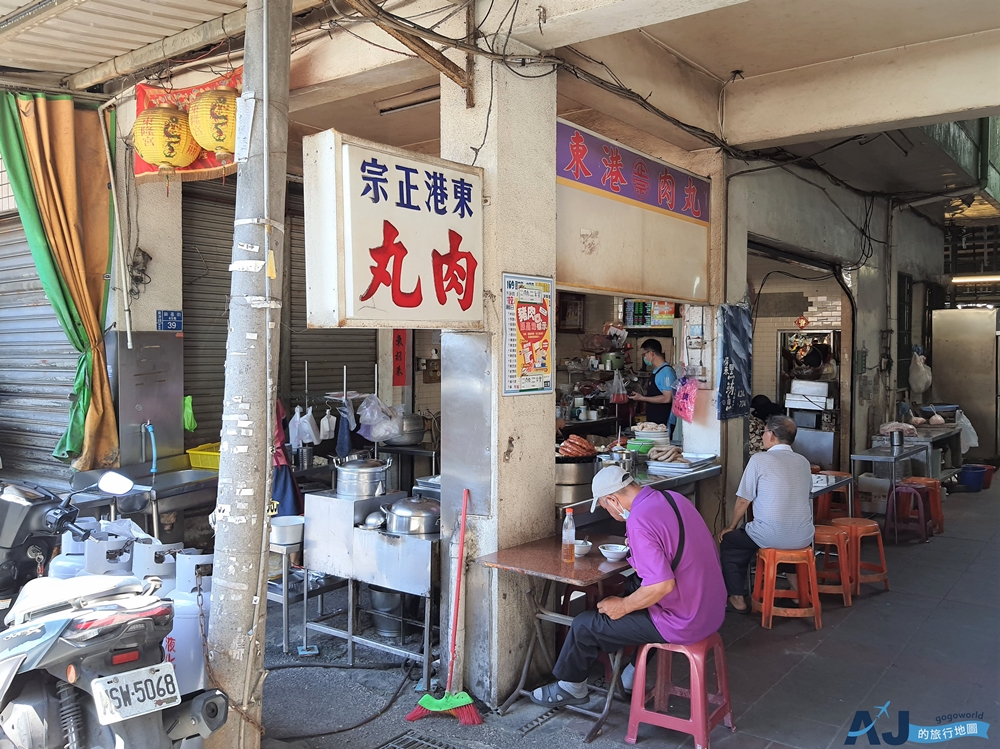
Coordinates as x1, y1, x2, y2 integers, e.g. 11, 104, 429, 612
964, 464, 996, 490
958, 465, 988, 493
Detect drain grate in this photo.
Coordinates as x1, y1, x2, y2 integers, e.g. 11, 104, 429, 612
376, 731, 467, 749
518, 707, 559, 736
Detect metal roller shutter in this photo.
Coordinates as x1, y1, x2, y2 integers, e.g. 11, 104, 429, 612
182, 182, 376, 448
0, 216, 77, 488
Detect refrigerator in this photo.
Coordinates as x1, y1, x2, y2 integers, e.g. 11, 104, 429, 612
930, 309, 999, 460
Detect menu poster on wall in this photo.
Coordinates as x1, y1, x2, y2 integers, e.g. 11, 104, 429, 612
503, 273, 554, 397
717, 304, 753, 420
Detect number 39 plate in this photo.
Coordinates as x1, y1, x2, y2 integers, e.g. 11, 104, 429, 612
92, 662, 181, 725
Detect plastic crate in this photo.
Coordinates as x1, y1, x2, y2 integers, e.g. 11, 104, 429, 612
187, 443, 221, 470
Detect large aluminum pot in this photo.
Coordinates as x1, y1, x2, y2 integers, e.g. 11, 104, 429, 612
555, 458, 597, 486
383, 412, 426, 446
381, 496, 441, 535
555, 483, 592, 506
336, 458, 391, 497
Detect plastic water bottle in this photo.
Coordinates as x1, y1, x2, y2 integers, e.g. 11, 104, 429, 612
562, 508, 576, 563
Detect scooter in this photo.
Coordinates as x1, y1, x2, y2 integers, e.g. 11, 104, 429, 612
0, 473, 228, 748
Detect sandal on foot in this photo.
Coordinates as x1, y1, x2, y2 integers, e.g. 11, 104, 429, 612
529, 682, 589, 707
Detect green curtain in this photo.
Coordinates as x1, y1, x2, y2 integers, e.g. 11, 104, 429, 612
0, 92, 90, 461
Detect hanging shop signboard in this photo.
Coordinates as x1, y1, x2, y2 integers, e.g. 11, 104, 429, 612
303, 130, 484, 329
717, 304, 753, 420
503, 273, 554, 397
555, 119, 711, 303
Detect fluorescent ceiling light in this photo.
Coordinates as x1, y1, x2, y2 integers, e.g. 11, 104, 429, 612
375, 85, 441, 116
952, 274, 1000, 284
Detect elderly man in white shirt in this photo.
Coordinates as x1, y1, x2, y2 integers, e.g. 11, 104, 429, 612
718, 415, 814, 612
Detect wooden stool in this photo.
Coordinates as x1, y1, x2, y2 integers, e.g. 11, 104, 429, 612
832, 518, 889, 595
625, 633, 735, 748
813, 525, 852, 607
884, 485, 934, 544
815, 471, 859, 522
902, 477, 944, 533
750, 547, 822, 630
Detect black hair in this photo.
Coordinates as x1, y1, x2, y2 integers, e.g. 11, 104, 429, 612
640, 339, 663, 356
765, 415, 797, 444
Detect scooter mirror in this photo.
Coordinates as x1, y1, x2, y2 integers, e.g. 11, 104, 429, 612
97, 472, 134, 496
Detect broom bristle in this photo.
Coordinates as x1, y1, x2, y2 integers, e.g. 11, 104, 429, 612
405, 705, 433, 722
450, 704, 483, 726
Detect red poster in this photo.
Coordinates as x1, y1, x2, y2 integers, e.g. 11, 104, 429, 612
392, 329, 408, 386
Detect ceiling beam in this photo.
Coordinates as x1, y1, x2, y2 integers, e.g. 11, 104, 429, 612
64, 0, 325, 91
725, 29, 1000, 149
0, 0, 88, 45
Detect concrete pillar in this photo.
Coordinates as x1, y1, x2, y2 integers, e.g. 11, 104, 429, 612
438, 51, 557, 705
109, 99, 184, 333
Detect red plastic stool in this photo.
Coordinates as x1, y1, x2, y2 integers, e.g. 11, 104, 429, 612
901, 477, 944, 533
625, 633, 735, 748
813, 525, 852, 607
815, 471, 860, 522
884, 485, 934, 543
750, 547, 822, 630
832, 517, 889, 595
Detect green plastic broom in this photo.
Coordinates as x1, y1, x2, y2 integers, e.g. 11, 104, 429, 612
406, 489, 482, 726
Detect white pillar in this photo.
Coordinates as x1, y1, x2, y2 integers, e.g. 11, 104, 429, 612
439, 51, 557, 704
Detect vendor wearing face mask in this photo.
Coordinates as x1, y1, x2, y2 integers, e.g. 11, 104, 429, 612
629, 339, 676, 427
530, 466, 726, 707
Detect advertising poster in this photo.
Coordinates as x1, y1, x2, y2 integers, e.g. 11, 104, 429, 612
503, 273, 554, 396
717, 304, 753, 420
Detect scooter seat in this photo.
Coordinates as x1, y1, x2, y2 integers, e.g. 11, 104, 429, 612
6, 575, 145, 626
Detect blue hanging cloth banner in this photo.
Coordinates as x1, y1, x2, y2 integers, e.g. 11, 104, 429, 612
717, 304, 752, 420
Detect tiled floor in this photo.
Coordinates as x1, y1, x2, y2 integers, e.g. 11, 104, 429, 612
262, 487, 1000, 749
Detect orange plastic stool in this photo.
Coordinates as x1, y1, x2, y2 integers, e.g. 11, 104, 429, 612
832, 517, 889, 595
815, 471, 860, 522
625, 633, 735, 748
750, 547, 822, 630
901, 477, 944, 533
813, 525, 852, 607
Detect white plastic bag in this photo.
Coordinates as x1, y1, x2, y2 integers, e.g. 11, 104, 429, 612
301, 406, 321, 444
909, 352, 932, 394
956, 409, 979, 454
319, 409, 337, 441
289, 407, 303, 449
357, 394, 402, 442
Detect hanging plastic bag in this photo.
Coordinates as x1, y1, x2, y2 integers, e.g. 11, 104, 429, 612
183, 396, 198, 432
357, 394, 402, 442
289, 406, 304, 449
301, 406, 321, 444
609, 370, 628, 404
671, 377, 698, 424
909, 351, 932, 394
319, 409, 337, 441
956, 409, 979, 454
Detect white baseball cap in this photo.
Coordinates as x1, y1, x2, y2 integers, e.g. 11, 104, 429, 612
590, 465, 634, 512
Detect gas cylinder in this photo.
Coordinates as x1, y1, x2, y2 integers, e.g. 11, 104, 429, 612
84, 530, 134, 575
132, 540, 183, 598
47, 519, 101, 579
167, 550, 214, 695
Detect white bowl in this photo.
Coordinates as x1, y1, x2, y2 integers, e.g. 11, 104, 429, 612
599, 543, 629, 561
574, 540, 593, 557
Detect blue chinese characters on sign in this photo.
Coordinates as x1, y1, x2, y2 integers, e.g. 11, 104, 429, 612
156, 310, 183, 331
359, 158, 475, 219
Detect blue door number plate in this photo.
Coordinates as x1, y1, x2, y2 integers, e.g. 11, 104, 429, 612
156, 310, 183, 331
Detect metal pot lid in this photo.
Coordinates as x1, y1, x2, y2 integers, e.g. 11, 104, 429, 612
337, 459, 387, 474
387, 496, 441, 518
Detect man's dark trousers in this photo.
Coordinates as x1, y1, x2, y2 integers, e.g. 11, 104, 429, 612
552, 574, 665, 684
719, 528, 760, 596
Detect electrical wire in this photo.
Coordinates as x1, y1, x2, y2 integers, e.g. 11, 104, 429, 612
270, 661, 416, 740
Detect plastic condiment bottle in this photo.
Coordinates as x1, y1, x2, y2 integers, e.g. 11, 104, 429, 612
562, 508, 576, 563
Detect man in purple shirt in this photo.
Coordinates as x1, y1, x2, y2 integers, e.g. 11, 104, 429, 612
531, 466, 726, 707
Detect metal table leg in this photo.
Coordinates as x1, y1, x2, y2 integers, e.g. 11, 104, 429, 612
302, 566, 310, 652
281, 550, 290, 654
583, 649, 625, 743
347, 579, 356, 666
499, 581, 551, 715
423, 594, 432, 691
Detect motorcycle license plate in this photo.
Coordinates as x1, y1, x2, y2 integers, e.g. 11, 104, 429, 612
91, 662, 181, 725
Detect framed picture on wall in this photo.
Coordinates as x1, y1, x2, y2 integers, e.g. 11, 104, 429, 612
557, 292, 586, 333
